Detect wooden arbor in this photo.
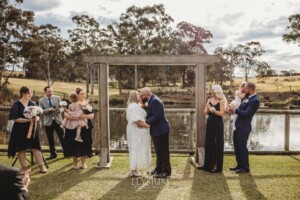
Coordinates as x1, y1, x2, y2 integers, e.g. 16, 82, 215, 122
84, 55, 219, 168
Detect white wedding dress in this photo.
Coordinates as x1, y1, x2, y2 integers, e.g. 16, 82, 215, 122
126, 103, 151, 170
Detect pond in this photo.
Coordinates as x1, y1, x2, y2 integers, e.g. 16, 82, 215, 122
1, 108, 299, 151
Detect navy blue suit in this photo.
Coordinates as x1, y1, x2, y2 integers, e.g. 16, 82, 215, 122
234, 94, 260, 171
145, 95, 171, 174
146, 95, 171, 136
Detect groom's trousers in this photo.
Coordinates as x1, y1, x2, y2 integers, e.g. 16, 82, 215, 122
233, 129, 250, 171
152, 133, 171, 174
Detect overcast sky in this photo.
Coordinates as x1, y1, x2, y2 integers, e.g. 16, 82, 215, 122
19, 0, 300, 73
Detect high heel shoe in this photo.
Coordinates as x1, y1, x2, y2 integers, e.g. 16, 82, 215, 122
39, 164, 47, 173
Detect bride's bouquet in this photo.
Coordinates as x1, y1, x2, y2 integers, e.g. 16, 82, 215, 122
23, 106, 43, 139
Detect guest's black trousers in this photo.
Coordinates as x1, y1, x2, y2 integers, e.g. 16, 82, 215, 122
45, 120, 68, 156
152, 133, 171, 174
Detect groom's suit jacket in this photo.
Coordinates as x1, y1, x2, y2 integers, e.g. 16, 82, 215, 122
39, 95, 63, 126
235, 94, 260, 132
0, 164, 29, 200
146, 95, 171, 137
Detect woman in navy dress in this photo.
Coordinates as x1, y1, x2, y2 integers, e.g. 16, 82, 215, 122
64, 87, 94, 170
200, 85, 227, 173
8, 86, 47, 173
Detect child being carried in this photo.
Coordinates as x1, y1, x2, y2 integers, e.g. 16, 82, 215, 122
61, 92, 88, 142
228, 82, 246, 130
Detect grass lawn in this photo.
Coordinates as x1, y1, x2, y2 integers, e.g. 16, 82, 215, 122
1, 153, 300, 200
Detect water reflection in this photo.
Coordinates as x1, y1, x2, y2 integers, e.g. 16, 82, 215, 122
0, 109, 300, 151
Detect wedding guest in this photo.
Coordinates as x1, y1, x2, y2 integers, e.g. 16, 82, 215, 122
39, 86, 68, 159
0, 164, 30, 200
228, 82, 260, 173
200, 85, 227, 173
126, 91, 151, 177
64, 88, 94, 170
8, 86, 47, 173
61, 92, 89, 143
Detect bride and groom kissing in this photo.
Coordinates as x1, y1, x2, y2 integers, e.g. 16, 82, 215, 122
126, 87, 171, 178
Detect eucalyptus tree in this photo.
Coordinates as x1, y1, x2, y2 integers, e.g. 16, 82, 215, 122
282, 14, 300, 46
21, 24, 66, 86
108, 4, 174, 92
68, 15, 110, 94
206, 46, 236, 86
255, 61, 271, 81
170, 21, 213, 88
0, 0, 35, 91
233, 41, 265, 82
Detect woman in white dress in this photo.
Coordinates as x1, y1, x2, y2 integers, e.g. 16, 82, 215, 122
126, 91, 151, 177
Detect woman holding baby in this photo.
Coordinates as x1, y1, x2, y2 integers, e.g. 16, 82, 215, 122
199, 85, 227, 173
64, 87, 94, 170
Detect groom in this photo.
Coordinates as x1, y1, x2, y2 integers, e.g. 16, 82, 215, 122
140, 87, 171, 178
228, 82, 260, 173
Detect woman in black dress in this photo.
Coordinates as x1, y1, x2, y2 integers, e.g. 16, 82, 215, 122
64, 87, 94, 170
8, 86, 47, 173
200, 85, 227, 173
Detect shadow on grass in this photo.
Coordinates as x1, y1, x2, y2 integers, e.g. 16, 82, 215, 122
29, 163, 100, 199
190, 168, 232, 200
290, 155, 300, 163
100, 175, 168, 200
238, 174, 267, 200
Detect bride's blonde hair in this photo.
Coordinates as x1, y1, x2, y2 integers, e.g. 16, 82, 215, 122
212, 85, 226, 101
127, 91, 139, 105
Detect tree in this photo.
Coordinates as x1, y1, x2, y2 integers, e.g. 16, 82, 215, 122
208, 47, 235, 86
22, 24, 66, 86
255, 61, 271, 81
68, 15, 110, 94
233, 41, 265, 82
282, 14, 300, 46
107, 4, 175, 91
170, 22, 213, 88
0, 0, 35, 91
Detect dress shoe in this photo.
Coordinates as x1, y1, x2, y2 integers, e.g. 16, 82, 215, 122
198, 166, 206, 170
235, 169, 249, 174
229, 166, 240, 171
46, 154, 57, 160
148, 169, 158, 176
154, 172, 168, 178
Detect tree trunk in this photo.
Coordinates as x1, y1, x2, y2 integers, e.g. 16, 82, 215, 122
86, 64, 90, 98
118, 81, 122, 95
91, 64, 95, 94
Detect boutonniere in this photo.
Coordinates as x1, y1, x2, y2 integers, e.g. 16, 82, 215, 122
244, 99, 249, 104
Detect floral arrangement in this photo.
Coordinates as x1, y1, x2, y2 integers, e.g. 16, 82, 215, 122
23, 106, 43, 119
59, 101, 68, 112
23, 106, 43, 139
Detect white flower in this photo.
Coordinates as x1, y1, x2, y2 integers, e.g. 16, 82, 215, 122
59, 101, 68, 107
24, 106, 43, 119
86, 104, 93, 112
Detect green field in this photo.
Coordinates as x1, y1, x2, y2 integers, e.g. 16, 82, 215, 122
0, 153, 299, 200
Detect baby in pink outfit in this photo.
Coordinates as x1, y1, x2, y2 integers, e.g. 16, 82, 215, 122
61, 92, 88, 142
229, 82, 246, 130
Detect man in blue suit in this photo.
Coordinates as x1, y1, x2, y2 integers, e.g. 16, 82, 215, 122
140, 87, 171, 178
228, 82, 260, 173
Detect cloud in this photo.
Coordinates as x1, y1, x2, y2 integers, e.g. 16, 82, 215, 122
21, 0, 62, 12
236, 16, 289, 42
218, 12, 244, 27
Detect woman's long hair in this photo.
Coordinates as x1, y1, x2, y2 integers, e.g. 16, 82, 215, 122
127, 91, 138, 105
212, 85, 226, 101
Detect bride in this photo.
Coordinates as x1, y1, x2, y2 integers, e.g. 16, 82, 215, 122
126, 91, 151, 177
